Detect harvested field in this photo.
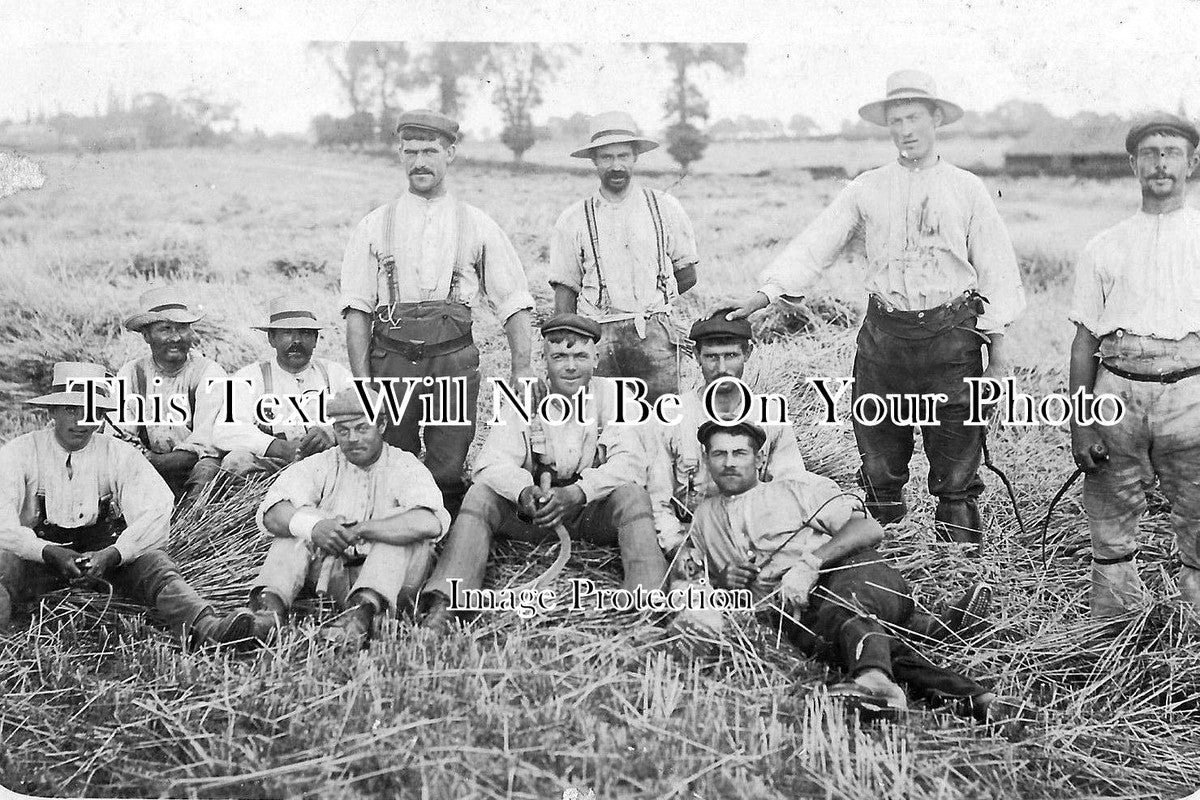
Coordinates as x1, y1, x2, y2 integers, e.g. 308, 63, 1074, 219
1, 147, 1196, 799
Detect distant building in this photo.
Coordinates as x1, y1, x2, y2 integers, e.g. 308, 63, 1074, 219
1005, 122, 1129, 178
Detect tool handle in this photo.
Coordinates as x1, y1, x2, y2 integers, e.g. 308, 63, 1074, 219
315, 556, 335, 595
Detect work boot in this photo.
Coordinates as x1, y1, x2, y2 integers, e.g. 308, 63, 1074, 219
418, 592, 456, 635
865, 495, 908, 526
1180, 565, 1200, 616
940, 582, 992, 641
318, 590, 382, 648
1090, 559, 1147, 618
934, 499, 983, 552
190, 607, 255, 649
248, 589, 288, 644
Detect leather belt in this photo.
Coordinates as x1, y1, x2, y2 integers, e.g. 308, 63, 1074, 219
1101, 362, 1200, 384
373, 332, 473, 363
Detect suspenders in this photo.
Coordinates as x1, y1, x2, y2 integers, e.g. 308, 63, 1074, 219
256, 360, 332, 435
378, 200, 475, 306
132, 361, 197, 450
582, 188, 671, 315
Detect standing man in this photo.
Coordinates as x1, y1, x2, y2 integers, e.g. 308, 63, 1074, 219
729, 71, 1025, 550
0, 361, 253, 646
215, 296, 353, 477
116, 287, 228, 504
340, 109, 536, 517
1068, 113, 1200, 617
551, 110, 700, 401
647, 308, 808, 553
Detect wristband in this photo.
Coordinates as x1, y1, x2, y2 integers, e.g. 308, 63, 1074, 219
288, 508, 325, 541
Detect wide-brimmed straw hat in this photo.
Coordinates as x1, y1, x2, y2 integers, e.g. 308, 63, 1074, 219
569, 111, 660, 159
251, 296, 325, 331
26, 361, 119, 411
123, 286, 204, 332
857, 70, 964, 127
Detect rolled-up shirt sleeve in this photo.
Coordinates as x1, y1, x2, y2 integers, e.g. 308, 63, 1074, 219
968, 180, 1026, 333
763, 425, 806, 482
110, 443, 172, 562
471, 413, 535, 504
642, 425, 685, 551
1067, 241, 1105, 335
548, 205, 585, 294
759, 179, 862, 302
339, 209, 382, 317
661, 192, 700, 270
387, 456, 452, 542
255, 456, 325, 537
474, 211, 535, 323
0, 439, 46, 561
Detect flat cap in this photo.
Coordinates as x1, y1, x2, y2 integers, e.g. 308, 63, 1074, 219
1125, 112, 1199, 154
697, 420, 767, 450
540, 313, 601, 342
327, 388, 372, 421
394, 109, 460, 142
689, 307, 753, 343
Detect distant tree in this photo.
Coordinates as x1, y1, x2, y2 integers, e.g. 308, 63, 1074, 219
788, 113, 818, 138
178, 88, 239, 146
485, 43, 570, 162
544, 111, 590, 140
647, 43, 747, 173
984, 99, 1056, 136
308, 42, 415, 143
708, 117, 739, 141
413, 43, 489, 118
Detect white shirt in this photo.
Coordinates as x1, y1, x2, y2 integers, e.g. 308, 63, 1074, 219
114, 354, 226, 457
550, 183, 699, 320
759, 159, 1025, 333
0, 428, 173, 563
1069, 206, 1200, 340
256, 444, 451, 553
214, 357, 354, 457
339, 192, 535, 323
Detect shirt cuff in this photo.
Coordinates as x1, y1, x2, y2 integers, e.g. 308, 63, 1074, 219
12, 527, 52, 562
340, 298, 374, 317
760, 283, 787, 304
493, 292, 536, 325
288, 507, 325, 542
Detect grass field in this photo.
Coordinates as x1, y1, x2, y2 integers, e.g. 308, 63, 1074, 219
1, 145, 1198, 800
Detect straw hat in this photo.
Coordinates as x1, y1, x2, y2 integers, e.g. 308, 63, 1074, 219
569, 111, 660, 159
251, 296, 325, 331
25, 361, 118, 411
857, 70, 964, 127
123, 286, 204, 332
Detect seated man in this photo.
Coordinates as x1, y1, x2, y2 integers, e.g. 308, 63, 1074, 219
0, 362, 252, 646
419, 313, 669, 629
248, 389, 450, 646
215, 296, 353, 477
681, 421, 998, 718
648, 308, 808, 552
116, 286, 227, 503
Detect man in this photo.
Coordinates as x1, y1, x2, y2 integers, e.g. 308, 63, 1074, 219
729, 71, 1026, 550
550, 110, 700, 401
248, 389, 450, 645
116, 286, 227, 503
647, 308, 807, 553
1068, 113, 1200, 617
0, 361, 253, 646
215, 296, 353, 477
419, 314, 669, 629
681, 421, 999, 717
340, 109, 536, 517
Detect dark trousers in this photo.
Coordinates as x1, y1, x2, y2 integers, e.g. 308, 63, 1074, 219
157, 455, 223, 500
370, 343, 480, 515
852, 301, 986, 509
595, 313, 681, 402
785, 549, 984, 700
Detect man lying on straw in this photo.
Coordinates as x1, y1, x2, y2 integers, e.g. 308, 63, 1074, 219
1067, 113, 1200, 617
418, 314, 668, 632
676, 420, 1003, 720
215, 295, 353, 478
646, 308, 808, 554
247, 389, 450, 646
0, 362, 254, 647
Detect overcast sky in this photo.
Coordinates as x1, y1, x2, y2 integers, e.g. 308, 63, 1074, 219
3, 0, 1200, 136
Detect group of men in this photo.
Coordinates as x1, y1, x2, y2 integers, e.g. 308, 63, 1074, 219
3, 69, 1198, 719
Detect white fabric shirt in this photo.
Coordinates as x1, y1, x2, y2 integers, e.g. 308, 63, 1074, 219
758, 159, 1025, 333
472, 376, 649, 504
1069, 206, 1200, 340
550, 183, 700, 320
115, 354, 226, 457
255, 444, 451, 555
0, 428, 173, 563
214, 357, 354, 456
339, 192, 535, 323
646, 388, 808, 550
688, 477, 859, 588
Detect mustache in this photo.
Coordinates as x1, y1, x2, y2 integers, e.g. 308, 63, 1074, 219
409, 169, 434, 176
286, 344, 310, 354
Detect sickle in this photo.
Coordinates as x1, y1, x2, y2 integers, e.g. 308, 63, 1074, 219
523, 471, 572, 592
